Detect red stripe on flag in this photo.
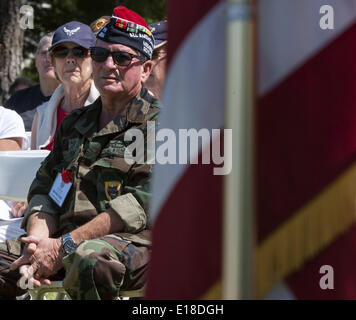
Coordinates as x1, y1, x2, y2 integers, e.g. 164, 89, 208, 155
257, 22, 356, 242
146, 162, 223, 299
167, 0, 221, 66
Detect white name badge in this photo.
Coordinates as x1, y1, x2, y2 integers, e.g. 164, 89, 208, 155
49, 173, 73, 207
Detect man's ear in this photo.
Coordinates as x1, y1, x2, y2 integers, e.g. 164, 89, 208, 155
141, 60, 153, 83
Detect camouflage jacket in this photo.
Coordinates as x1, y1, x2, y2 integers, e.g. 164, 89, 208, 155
22, 87, 160, 245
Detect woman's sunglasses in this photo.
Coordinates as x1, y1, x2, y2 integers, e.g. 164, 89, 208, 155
52, 46, 89, 59
90, 47, 146, 66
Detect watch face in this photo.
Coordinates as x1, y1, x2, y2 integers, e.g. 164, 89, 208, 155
63, 237, 77, 254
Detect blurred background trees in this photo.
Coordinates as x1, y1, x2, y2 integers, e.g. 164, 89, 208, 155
0, 0, 167, 103
0, 0, 24, 104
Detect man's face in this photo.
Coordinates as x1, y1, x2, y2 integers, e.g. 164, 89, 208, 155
52, 42, 93, 85
144, 45, 167, 99
92, 39, 152, 97
35, 41, 56, 80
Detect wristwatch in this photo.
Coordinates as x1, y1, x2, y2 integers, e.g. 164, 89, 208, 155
61, 233, 77, 255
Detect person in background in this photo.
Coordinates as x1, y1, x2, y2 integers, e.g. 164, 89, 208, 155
8, 77, 33, 96
11, 22, 99, 218
30, 21, 99, 150
5, 33, 60, 131
144, 21, 167, 100
0, 106, 26, 151
90, 16, 111, 35
0, 106, 27, 226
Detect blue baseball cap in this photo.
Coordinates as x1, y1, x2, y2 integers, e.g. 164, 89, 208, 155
149, 21, 167, 49
49, 21, 96, 51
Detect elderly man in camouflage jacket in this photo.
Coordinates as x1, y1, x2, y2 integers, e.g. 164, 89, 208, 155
0, 6, 159, 300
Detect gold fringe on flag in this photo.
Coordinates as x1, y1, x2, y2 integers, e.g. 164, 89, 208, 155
201, 281, 222, 300
254, 163, 356, 298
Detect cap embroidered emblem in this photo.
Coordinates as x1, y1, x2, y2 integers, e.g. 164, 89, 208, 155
112, 16, 152, 36
93, 18, 108, 32
63, 26, 81, 36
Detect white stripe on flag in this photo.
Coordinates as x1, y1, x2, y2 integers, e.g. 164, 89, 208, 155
258, 0, 356, 96
149, 2, 227, 223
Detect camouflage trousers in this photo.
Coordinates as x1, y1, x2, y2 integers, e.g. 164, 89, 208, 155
0, 235, 150, 300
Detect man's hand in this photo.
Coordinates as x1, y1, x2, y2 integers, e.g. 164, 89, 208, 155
18, 265, 51, 288
21, 236, 63, 280
11, 236, 63, 285
11, 201, 28, 218
11, 241, 49, 288
11, 241, 37, 271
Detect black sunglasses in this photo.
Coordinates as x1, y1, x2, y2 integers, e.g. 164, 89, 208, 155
52, 46, 89, 58
90, 47, 146, 66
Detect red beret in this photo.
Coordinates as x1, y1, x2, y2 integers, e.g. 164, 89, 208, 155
113, 6, 149, 29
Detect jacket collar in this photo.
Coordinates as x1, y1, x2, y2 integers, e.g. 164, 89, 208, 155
74, 98, 101, 137
75, 87, 154, 138
126, 87, 152, 125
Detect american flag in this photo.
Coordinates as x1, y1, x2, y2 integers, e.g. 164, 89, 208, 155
146, 0, 356, 299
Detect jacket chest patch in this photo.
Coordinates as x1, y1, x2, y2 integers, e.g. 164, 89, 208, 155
105, 181, 121, 200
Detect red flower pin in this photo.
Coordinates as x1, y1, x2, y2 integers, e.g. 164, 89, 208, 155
61, 170, 73, 184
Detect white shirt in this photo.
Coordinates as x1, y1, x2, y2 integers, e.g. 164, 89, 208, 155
0, 107, 26, 240
0, 106, 27, 147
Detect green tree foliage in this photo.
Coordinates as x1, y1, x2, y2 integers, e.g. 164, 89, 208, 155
22, 0, 166, 83
117, 0, 167, 24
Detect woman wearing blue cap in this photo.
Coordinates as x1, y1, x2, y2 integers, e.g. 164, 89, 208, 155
9, 21, 101, 222
31, 21, 100, 150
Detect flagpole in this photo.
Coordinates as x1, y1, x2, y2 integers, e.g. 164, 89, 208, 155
222, 0, 255, 299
